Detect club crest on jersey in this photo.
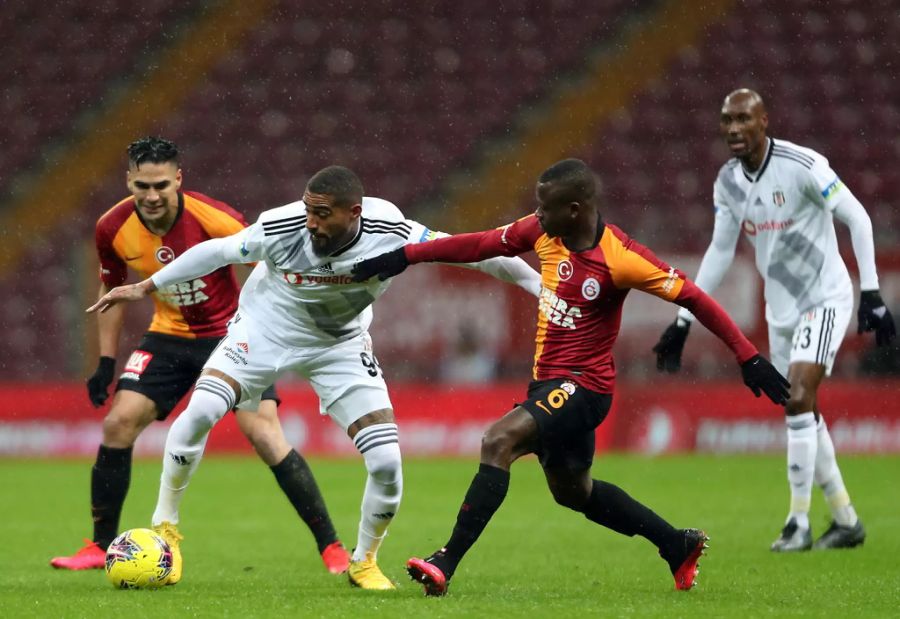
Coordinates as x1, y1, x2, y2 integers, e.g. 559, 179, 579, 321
156, 246, 175, 264
557, 260, 573, 281
773, 189, 785, 206
581, 277, 600, 301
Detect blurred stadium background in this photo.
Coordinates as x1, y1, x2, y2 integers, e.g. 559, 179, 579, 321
1, 0, 898, 457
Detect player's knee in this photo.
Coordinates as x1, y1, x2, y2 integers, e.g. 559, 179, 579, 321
480, 426, 514, 465
101, 410, 145, 446
547, 480, 591, 511
365, 444, 402, 487
785, 386, 816, 415
550, 488, 587, 511
357, 423, 402, 490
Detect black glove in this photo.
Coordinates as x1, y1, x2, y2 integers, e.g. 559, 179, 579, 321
740, 354, 790, 405
351, 247, 409, 282
87, 356, 116, 407
652, 319, 691, 373
857, 290, 896, 347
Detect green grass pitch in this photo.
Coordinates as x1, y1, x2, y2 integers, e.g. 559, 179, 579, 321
3, 455, 899, 617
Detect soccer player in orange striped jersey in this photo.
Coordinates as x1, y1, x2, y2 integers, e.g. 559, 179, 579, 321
51, 137, 349, 578
352, 158, 790, 595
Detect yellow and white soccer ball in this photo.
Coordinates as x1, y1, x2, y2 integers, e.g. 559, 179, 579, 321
105, 528, 173, 589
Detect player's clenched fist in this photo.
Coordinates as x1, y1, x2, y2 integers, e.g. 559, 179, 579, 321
86, 280, 156, 313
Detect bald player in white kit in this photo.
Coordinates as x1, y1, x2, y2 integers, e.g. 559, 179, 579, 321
652, 89, 895, 552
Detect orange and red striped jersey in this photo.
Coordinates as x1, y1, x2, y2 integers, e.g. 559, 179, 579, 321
405, 214, 756, 393
95, 191, 246, 339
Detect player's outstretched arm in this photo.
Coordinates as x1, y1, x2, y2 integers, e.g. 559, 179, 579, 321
675, 279, 790, 405
86, 279, 157, 313
352, 228, 514, 282
462, 254, 541, 297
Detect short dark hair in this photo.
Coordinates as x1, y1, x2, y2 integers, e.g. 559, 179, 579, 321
538, 158, 596, 203
127, 136, 179, 167
306, 165, 364, 206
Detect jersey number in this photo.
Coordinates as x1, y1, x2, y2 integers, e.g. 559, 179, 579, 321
360, 352, 383, 378
534, 388, 570, 415
792, 326, 812, 351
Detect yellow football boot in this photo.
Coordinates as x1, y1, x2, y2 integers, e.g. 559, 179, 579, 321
347, 552, 396, 590
153, 522, 183, 585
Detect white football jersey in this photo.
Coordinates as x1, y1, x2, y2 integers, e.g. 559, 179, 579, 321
220, 196, 508, 347
713, 138, 853, 328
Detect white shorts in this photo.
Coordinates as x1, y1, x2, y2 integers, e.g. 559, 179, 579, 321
768, 304, 852, 377
204, 311, 392, 430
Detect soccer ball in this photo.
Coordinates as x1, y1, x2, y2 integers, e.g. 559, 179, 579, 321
105, 528, 173, 589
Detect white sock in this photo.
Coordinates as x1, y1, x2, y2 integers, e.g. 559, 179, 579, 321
814, 416, 858, 527
352, 423, 402, 562
152, 376, 235, 526
785, 412, 817, 530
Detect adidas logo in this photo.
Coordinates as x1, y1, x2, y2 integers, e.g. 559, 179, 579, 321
371, 511, 395, 520
170, 453, 189, 466
312, 262, 334, 274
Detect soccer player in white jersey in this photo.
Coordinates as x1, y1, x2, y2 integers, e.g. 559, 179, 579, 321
653, 89, 896, 552
88, 165, 542, 589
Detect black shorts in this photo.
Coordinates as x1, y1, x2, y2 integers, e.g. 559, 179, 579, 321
116, 332, 279, 420
520, 378, 612, 471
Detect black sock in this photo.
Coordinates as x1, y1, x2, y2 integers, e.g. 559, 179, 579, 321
441, 463, 510, 578
582, 480, 678, 550
271, 449, 337, 553
91, 445, 133, 549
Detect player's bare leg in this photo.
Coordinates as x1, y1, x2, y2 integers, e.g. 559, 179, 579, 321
236, 403, 349, 574
51, 391, 158, 570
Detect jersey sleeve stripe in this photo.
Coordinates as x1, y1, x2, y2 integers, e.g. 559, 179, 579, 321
362, 229, 409, 239
771, 143, 814, 165
363, 217, 412, 229
771, 152, 813, 169
362, 222, 412, 234
263, 221, 306, 232
264, 227, 304, 237
263, 215, 306, 227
